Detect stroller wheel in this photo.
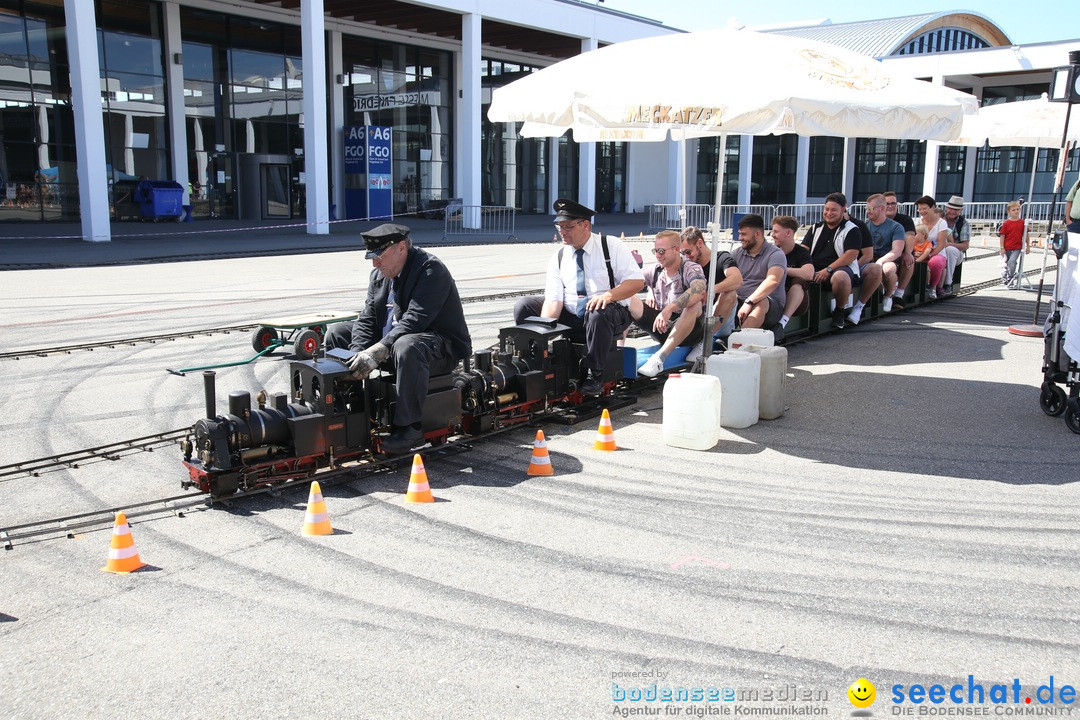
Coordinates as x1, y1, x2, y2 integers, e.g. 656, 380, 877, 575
1065, 407, 1080, 435
1040, 384, 1067, 417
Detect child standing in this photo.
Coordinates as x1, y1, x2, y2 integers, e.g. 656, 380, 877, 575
999, 201, 1027, 285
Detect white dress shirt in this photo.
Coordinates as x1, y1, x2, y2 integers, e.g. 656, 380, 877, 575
544, 232, 641, 314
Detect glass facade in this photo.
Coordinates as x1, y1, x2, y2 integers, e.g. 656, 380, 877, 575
100, 0, 168, 216
0, 2, 1067, 224
968, 84, 1070, 203
343, 35, 452, 217
0, 0, 74, 220
181, 9, 304, 220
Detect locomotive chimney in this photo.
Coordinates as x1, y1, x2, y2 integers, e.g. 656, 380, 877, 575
203, 371, 217, 419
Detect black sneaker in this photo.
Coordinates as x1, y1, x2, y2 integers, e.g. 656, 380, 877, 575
380, 425, 424, 455
580, 373, 603, 397
892, 295, 906, 311
771, 324, 785, 344
830, 309, 846, 330
942, 284, 954, 295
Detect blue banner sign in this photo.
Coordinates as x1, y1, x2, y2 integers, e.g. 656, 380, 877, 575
343, 125, 392, 220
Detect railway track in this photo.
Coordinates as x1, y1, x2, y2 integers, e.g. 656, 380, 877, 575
0, 428, 190, 481
0, 288, 546, 361
0, 396, 634, 549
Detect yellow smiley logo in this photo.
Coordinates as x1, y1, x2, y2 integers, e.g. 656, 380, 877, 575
848, 678, 876, 708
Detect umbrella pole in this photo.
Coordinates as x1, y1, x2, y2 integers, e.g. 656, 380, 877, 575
679, 138, 688, 228
699, 133, 728, 371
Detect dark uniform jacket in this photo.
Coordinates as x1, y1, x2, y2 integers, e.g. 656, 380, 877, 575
349, 245, 472, 361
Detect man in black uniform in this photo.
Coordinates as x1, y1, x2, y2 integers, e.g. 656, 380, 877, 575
325, 223, 471, 454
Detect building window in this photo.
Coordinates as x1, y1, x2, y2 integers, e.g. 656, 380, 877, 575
751, 135, 798, 204
695, 135, 739, 205
894, 27, 990, 56
482, 57, 548, 211
853, 139, 926, 201
99, 0, 168, 200
807, 137, 845, 199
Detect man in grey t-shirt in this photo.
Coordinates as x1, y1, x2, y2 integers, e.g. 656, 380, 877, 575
731, 213, 787, 331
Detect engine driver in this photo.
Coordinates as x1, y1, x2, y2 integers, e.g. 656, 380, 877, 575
324, 223, 472, 454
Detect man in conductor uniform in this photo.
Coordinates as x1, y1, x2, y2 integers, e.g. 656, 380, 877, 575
513, 199, 644, 396
325, 223, 471, 454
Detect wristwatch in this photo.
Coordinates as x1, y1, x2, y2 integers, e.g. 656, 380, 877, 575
745, 298, 756, 307
826, 266, 835, 274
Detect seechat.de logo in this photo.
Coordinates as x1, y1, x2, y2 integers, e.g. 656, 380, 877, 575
849, 678, 877, 709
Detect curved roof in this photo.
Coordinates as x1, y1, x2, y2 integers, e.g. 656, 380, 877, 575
763, 11, 1011, 60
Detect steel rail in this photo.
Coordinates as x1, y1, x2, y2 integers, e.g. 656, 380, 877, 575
0, 287, 546, 361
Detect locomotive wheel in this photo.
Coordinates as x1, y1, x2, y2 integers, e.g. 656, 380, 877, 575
1065, 406, 1080, 435
251, 326, 279, 353
293, 329, 320, 359
1039, 383, 1067, 417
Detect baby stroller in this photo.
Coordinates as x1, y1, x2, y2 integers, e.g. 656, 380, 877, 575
1039, 229, 1080, 433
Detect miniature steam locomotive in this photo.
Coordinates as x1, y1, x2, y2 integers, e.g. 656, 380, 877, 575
181, 318, 631, 496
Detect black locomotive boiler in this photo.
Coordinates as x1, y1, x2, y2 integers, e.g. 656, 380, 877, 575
182, 317, 631, 497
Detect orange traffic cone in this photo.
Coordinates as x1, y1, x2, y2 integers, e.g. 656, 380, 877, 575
405, 454, 434, 503
301, 480, 333, 536
527, 429, 554, 476
101, 512, 147, 574
593, 408, 617, 451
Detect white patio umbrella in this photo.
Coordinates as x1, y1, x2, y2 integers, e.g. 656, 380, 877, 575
953, 95, 1080, 148
950, 95, 1080, 209
487, 26, 978, 143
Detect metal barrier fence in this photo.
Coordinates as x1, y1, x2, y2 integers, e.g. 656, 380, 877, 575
443, 203, 516, 242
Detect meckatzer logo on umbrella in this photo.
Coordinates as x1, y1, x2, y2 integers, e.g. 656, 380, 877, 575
622, 105, 725, 126
800, 48, 890, 91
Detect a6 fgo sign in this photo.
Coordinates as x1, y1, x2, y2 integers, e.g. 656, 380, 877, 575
344, 126, 392, 172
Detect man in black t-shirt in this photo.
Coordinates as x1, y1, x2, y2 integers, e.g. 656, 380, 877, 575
770, 215, 814, 337
680, 225, 743, 358
802, 192, 863, 329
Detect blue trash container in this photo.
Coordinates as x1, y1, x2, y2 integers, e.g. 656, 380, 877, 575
137, 180, 184, 220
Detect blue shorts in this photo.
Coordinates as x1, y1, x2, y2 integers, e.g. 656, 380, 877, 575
834, 265, 859, 285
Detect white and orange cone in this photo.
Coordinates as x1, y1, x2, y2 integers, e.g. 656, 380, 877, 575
593, 408, 617, 451
100, 512, 148, 574
301, 481, 333, 536
527, 430, 554, 476
405, 454, 434, 503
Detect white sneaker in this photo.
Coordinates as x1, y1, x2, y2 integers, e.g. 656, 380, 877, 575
847, 305, 864, 326
638, 353, 666, 378
685, 342, 704, 363
927, 288, 938, 300
883, 296, 893, 313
